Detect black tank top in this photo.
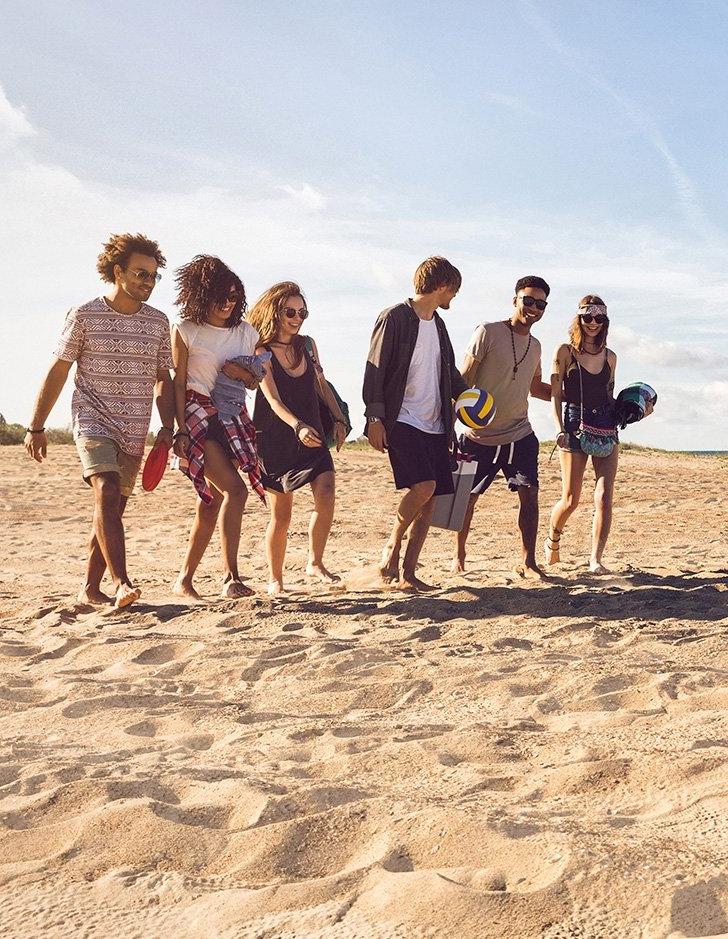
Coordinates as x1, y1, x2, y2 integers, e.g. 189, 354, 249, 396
252, 345, 325, 477
563, 349, 611, 410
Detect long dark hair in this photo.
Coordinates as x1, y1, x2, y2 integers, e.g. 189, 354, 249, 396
175, 255, 246, 327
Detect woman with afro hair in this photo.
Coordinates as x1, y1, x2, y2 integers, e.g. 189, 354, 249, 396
171, 255, 265, 599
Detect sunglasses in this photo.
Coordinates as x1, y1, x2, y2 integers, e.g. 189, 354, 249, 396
519, 295, 548, 310
580, 313, 608, 324
283, 307, 309, 320
127, 268, 162, 284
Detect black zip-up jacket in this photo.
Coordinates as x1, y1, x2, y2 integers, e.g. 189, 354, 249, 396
362, 300, 468, 439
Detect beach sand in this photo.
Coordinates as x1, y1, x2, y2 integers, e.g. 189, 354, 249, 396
1, 444, 727, 938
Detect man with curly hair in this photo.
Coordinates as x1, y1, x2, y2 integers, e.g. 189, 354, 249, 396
25, 233, 174, 609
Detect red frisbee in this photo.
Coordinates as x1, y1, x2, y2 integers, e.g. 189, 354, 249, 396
141, 444, 170, 492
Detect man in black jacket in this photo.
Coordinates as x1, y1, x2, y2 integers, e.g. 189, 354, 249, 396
363, 256, 467, 590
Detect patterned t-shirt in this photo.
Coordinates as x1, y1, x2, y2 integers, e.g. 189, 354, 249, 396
55, 297, 173, 456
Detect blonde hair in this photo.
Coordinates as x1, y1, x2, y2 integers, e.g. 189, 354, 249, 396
247, 281, 307, 367
568, 294, 609, 353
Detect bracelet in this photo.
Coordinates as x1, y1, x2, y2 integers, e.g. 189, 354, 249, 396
294, 420, 306, 436
173, 430, 190, 438
334, 419, 347, 426
27, 428, 45, 434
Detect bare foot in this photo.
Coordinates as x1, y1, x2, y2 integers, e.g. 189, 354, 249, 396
221, 578, 254, 599
515, 563, 549, 581
267, 580, 284, 596
589, 560, 610, 574
379, 546, 400, 582
78, 586, 112, 606
305, 563, 341, 583
451, 557, 466, 574
114, 584, 141, 609
172, 577, 202, 600
399, 573, 436, 592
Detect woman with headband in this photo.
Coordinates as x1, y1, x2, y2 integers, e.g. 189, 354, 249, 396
545, 295, 619, 574
248, 282, 347, 595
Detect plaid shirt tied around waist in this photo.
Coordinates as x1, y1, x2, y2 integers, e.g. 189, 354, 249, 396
181, 390, 266, 505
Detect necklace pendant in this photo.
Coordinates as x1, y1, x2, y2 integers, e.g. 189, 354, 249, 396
513, 366, 518, 379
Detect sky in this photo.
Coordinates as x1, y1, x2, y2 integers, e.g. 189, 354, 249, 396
1, 0, 727, 450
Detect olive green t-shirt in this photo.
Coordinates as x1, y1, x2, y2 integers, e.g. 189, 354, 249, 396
462, 320, 541, 446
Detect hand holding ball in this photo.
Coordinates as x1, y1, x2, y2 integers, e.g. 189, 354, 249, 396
456, 388, 497, 429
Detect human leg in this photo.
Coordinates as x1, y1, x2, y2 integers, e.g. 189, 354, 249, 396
80, 494, 128, 604
401, 493, 437, 590
590, 446, 619, 573
172, 489, 224, 599
451, 436, 499, 573
88, 473, 140, 607
545, 448, 588, 564
266, 489, 294, 593
452, 494, 479, 573
381, 480, 436, 582
199, 439, 252, 597
306, 471, 339, 582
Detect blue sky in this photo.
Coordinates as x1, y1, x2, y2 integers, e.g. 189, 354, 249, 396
1, 0, 727, 449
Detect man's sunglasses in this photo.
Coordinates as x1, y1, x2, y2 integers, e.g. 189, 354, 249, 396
283, 307, 309, 320
580, 313, 609, 324
127, 268, 162, 284
519, 295, 548, 310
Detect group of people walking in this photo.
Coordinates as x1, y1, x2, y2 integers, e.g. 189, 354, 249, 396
24, 233, 627, 608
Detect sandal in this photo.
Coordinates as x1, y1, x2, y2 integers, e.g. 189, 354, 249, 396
544, 527, 562, 565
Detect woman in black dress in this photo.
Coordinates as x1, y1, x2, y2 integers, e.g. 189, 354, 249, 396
248, 282, 347, 595
546, 295, 619, 574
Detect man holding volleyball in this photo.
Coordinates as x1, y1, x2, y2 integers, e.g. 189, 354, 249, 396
363, 256, 468, 590
454, 275, 552, 578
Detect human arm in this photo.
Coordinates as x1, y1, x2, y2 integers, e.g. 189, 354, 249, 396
171, 326, 191, 457
23, 358, 74, 461
460, 352, 480, 389
308, 338, 348, 451
550, 345, 569, 448
362, 311, 395, 452
607, 350, 617, 402
529, 361, 552, 401
256, 346, 322, 447
153, 366, 175, 451
221, 360, 261, 389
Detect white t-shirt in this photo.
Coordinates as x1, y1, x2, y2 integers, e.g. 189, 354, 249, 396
175, 320, 259, 395
397, 316, 444, 434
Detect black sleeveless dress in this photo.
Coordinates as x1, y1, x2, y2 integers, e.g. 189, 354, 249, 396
253, 345, 334, 493
562, 348, 616, 451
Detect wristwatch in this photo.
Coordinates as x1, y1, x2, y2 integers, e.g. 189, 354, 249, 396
367, 416, 381, 424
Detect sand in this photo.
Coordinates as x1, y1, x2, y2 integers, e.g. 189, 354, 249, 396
1, 444, 727, 939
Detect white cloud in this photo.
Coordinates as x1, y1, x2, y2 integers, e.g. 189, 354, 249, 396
610, 325, 728, 370
0, 86, 35, 142
275, 183, 327, 211
0, 83, 725, 451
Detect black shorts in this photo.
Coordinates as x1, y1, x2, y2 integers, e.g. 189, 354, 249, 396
459, 431, 539, 495
387, 421, 454, 496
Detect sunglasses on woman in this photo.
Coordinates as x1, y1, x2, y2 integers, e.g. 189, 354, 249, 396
580, 313, 608, 324
520, 295, 548, 310
283, 307, 309, 320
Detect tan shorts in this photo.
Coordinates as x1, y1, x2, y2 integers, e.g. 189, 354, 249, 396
75, 436, 143, 497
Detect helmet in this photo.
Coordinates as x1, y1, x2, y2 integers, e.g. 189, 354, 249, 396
615, 382, 657, 429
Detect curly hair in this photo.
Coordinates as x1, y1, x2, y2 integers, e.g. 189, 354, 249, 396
568, 294, 609, 353
413, 256, 461, 295
96, 232, 166, 284
247, 282, 307, 368
174, 255, 246, 327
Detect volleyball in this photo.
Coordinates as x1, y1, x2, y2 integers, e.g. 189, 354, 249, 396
455, 387, 497, 429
